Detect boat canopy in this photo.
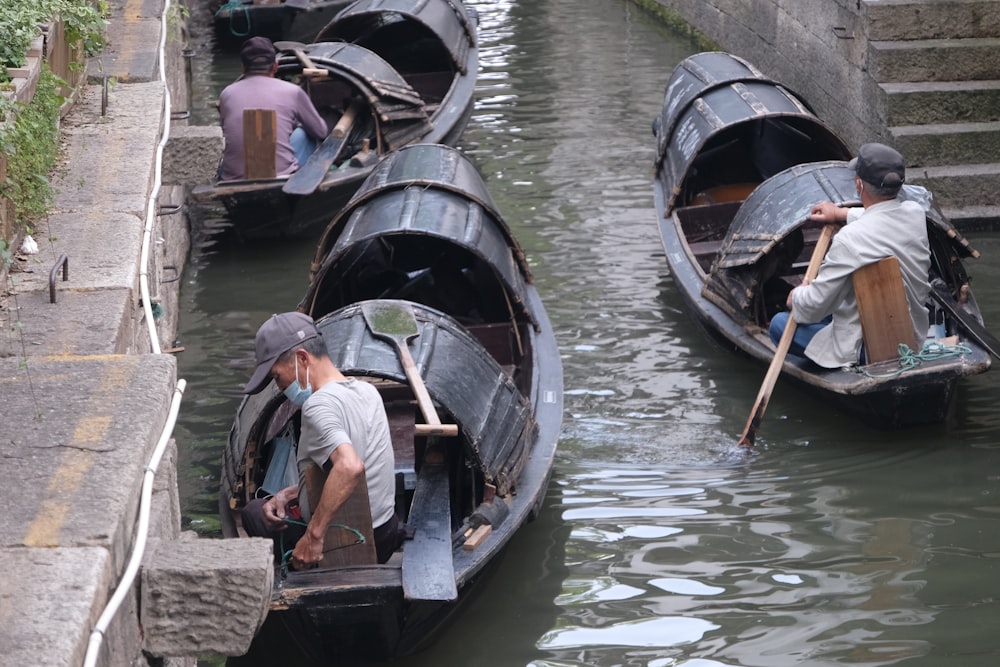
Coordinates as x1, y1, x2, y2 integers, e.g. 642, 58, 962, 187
653, 51, 851, 213
302, 144, 536, 327
322, 301, 535, 495
278, 41, 432, 150
317, 0, 476, 74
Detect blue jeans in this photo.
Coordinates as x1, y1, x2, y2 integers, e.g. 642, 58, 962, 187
290, 127, 319, 168
768, 312, 832, 357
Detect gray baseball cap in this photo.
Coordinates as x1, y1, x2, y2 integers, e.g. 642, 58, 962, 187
243, 312, 319, 394
849, 142, 905, 190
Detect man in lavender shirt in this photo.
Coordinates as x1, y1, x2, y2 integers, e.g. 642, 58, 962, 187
217, 36, 329, 181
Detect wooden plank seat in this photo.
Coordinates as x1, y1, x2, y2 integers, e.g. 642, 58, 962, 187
853, 256, 918, 363
302, 462, 377, 567
690, 182, 758, 205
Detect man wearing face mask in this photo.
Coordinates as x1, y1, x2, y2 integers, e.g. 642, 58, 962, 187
768, 142, 931, 368
240, 312, 405, 567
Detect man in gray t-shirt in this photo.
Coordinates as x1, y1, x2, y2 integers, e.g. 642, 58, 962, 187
241, 312, 404, 567
218, 37, 328, 181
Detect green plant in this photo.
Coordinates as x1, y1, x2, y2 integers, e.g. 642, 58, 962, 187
0, 0, 108, 79
0, 64, 65, 228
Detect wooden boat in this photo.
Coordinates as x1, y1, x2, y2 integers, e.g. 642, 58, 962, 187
191, 0, 478, 241
653, 52, 992, 428
220, 144, 563, 663
210, 0, 353, 49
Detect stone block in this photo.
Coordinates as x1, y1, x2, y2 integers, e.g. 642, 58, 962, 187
869, 37, 1000, 84
883, 80, 1000, 126
864, 0, 1000, 41
163, 125, 224, 186
893, 121, 1000, 167
141, 537, 274, 657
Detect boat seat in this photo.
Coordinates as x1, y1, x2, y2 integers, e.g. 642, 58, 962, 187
243, 108, 276, 180
302, 462, 377, 567
690, 182, 757, 206
853, 256, 918, 363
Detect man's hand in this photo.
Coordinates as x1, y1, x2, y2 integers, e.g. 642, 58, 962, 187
291, 530, 324, 569
809, 201, 848, 225
261, 485, 298, 531
786, 278, 812, 310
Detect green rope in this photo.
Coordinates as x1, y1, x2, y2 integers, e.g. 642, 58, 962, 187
278, 517, 367, 578
860, 340, 972, 379
215, 1, 252, 38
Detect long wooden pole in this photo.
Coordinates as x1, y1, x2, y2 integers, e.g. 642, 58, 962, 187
738, 224, 836, 447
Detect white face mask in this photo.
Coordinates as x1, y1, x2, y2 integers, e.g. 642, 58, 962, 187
282, 356, 312, 406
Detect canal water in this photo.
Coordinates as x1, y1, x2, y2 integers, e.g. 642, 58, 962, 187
177, 1, 1000, 665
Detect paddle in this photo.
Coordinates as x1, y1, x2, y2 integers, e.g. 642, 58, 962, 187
360, 301, 459, 437
273, 40, 327, 78
281, 101, 360, 196
929, 279, 1000, 359
738, 224, 836, 447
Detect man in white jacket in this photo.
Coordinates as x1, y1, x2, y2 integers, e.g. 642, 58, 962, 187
768, 143, 931, 368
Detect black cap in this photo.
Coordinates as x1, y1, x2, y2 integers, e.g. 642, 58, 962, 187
243, 312, 319, 394
849, 142, 905, 190
240, 36, 277, 70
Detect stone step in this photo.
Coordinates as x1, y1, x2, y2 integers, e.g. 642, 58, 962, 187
908, 162, 1000, 212
882, 80, 1000, 126
864, 0, 1000, 41
892, 121, 1000, 167
939, 204, 1000, 232
870, 38, 1000, 83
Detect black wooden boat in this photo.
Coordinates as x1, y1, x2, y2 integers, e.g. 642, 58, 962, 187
191, 0, 478, 241
653, 52, 991, 428
210, 0, 352, 49
221, 144, 562, 663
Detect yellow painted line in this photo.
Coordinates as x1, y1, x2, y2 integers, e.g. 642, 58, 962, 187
38, 353, 126, 362
125, 0, 142, 21
22, 362, 135, 547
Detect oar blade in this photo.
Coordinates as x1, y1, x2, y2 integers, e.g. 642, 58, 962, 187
360, 300, 419, 339
282, 135, 346, 196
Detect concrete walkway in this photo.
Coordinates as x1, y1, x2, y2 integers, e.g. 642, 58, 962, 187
0, 2, 270, 665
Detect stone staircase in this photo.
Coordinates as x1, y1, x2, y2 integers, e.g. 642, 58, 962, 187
864, 0, 1000, 228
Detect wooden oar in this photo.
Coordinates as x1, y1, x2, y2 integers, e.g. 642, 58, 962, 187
360, 301, 459, 437
738, 224, 836, 447
282, 101, 360, 196
929, 280, 1000, 359
273, 40, 327, 78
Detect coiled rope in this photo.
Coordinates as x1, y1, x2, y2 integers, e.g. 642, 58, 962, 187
861, 341, 972, 378
277, 517, 367, 577
215, 1, 252, 38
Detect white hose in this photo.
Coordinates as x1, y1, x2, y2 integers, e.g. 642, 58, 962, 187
83, 1, 185, 662
139, 0, 175, 355
82, 379, 187, 667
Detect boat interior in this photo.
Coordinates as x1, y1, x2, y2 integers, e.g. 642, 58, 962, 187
319, 12, 458, 109
672, 117, 839, 276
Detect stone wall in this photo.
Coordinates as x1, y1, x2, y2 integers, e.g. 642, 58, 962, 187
640, 0, 882, 149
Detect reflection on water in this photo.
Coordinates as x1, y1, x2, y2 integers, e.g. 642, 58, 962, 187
177, 0, 1000, 664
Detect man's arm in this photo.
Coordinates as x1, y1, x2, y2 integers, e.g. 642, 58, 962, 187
291, 442, 365, 568
294, 88, 329, 141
